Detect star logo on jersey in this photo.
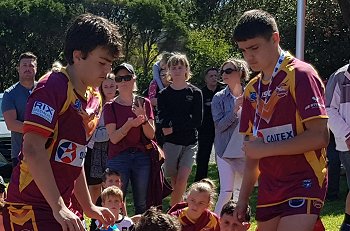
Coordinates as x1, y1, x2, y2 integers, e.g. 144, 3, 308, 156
57, 142, 77, 163
55, 139, 86, 167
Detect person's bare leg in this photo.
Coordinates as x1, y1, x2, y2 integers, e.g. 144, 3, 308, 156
257, 216, 280, 231
170, 167, 192, 206
277, 214, 317, 231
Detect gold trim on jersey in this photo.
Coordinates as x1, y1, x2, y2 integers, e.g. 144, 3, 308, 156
7, 204, 39, 231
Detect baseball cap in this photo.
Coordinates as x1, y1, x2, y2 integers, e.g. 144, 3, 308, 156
113, 63, 135, 75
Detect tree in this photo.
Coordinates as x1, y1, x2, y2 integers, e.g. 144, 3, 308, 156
338, 0, 350, 27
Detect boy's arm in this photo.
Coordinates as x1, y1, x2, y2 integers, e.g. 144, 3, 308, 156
243, 118, 329, 159
23, 132, 84, 231
234, 145, 260, 223
74, 168, 115, 226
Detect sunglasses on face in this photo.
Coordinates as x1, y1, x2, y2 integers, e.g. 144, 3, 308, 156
220, 67, 240, 75
115, 75, 133, 83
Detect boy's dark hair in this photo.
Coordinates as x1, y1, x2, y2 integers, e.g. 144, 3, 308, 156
18, 52, 37, 63
233, 9, 279, 42
102, 168, 121, 182
133, 207, 181, 231
220, 200, 251, 222
64, 13, 122, 65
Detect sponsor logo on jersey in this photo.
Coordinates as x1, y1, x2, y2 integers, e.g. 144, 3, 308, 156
288, 199, 305, 208
304, 96, 325, 111
31, 101, 55, 123
55, 139, 86, 167
249, 92, 257, 102
275, 83, 289, 98
258, 124, 294, 143
302, 179, 312, 188
73, 99, 82, 112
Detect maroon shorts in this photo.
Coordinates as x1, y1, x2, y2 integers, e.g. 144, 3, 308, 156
3, 204, 62, 231
256, 198, 323, 222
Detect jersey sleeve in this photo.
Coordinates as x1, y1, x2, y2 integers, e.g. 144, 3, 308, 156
294, 66, 328, 122
23, 73, 68, 137
103, 102, 116, 126
239, 81, 257, 135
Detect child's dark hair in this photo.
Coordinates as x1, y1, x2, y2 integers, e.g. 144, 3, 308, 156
102, 168, 121, 182
233, 9, 278, 42
133, 207, 181, 231
220, 200, 251, 222
64, 13, 122, 65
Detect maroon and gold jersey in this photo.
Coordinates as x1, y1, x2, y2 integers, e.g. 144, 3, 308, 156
6, 68, 101, 216
239, 52, 328, 207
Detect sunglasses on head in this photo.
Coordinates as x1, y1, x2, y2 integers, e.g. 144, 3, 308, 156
115, 75, 133, 83
220, 67, 240, 75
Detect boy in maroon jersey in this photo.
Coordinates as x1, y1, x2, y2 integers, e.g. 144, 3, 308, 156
232, 10, 329, 231
3, 14, 122, 231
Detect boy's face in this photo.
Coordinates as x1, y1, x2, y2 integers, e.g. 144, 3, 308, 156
102, 195, 122, 217
236, 33, 279, 73
103, 175, 122, 189
220, 214, 250, 231
74, 46, 114, 88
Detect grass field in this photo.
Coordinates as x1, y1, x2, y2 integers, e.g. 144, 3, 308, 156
124, 163, 347, 231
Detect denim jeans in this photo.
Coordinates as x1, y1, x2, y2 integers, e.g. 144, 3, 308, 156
107, 149, 151, 214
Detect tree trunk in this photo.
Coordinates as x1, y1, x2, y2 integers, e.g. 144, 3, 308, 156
338, 0, 350, 28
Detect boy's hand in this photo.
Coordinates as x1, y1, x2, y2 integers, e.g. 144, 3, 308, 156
242, 137, 265, 159
85, 205, 115, 229
53, 205, 85, 231
231, 201, 248, 225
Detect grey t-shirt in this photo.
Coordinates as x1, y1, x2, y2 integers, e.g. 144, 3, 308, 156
1, 82, 33, 159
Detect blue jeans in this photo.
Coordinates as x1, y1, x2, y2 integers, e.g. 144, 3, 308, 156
107, 149, 150, 214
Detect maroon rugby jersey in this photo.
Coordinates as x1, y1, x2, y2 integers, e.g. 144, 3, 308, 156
6, 68, 101, 212
239, 52, 328, 207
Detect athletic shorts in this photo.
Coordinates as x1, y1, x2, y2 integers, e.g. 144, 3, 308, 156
256, 198, 323, 222
163, 142, 197, 177
3, 204, 62, 231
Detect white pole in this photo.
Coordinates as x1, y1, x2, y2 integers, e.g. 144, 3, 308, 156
296, 0, 306, 60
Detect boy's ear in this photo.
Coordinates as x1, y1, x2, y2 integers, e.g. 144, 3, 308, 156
72, 50, 83, 63
271, 32, 280, 45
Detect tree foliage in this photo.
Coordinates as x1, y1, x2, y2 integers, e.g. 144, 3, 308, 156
0, 0, 349, 92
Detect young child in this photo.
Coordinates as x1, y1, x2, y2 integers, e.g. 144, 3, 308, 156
90, 168, 125, 231
220, 200, 251, 231
134, 207, 180, 231
157, 53, 203, 206
168, 178, 220, 231
97, 186, 133, 231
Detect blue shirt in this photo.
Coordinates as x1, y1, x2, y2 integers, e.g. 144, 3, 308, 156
211, 86, 240, 157
1, 82, 35, 159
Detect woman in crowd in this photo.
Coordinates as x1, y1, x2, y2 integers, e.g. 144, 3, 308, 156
211, 58, 250, 214
104, 63, 155, 214
85, 73, 117, 203
157, 53, 203, 206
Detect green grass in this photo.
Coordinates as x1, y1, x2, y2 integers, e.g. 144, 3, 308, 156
125, 163, 347, 230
